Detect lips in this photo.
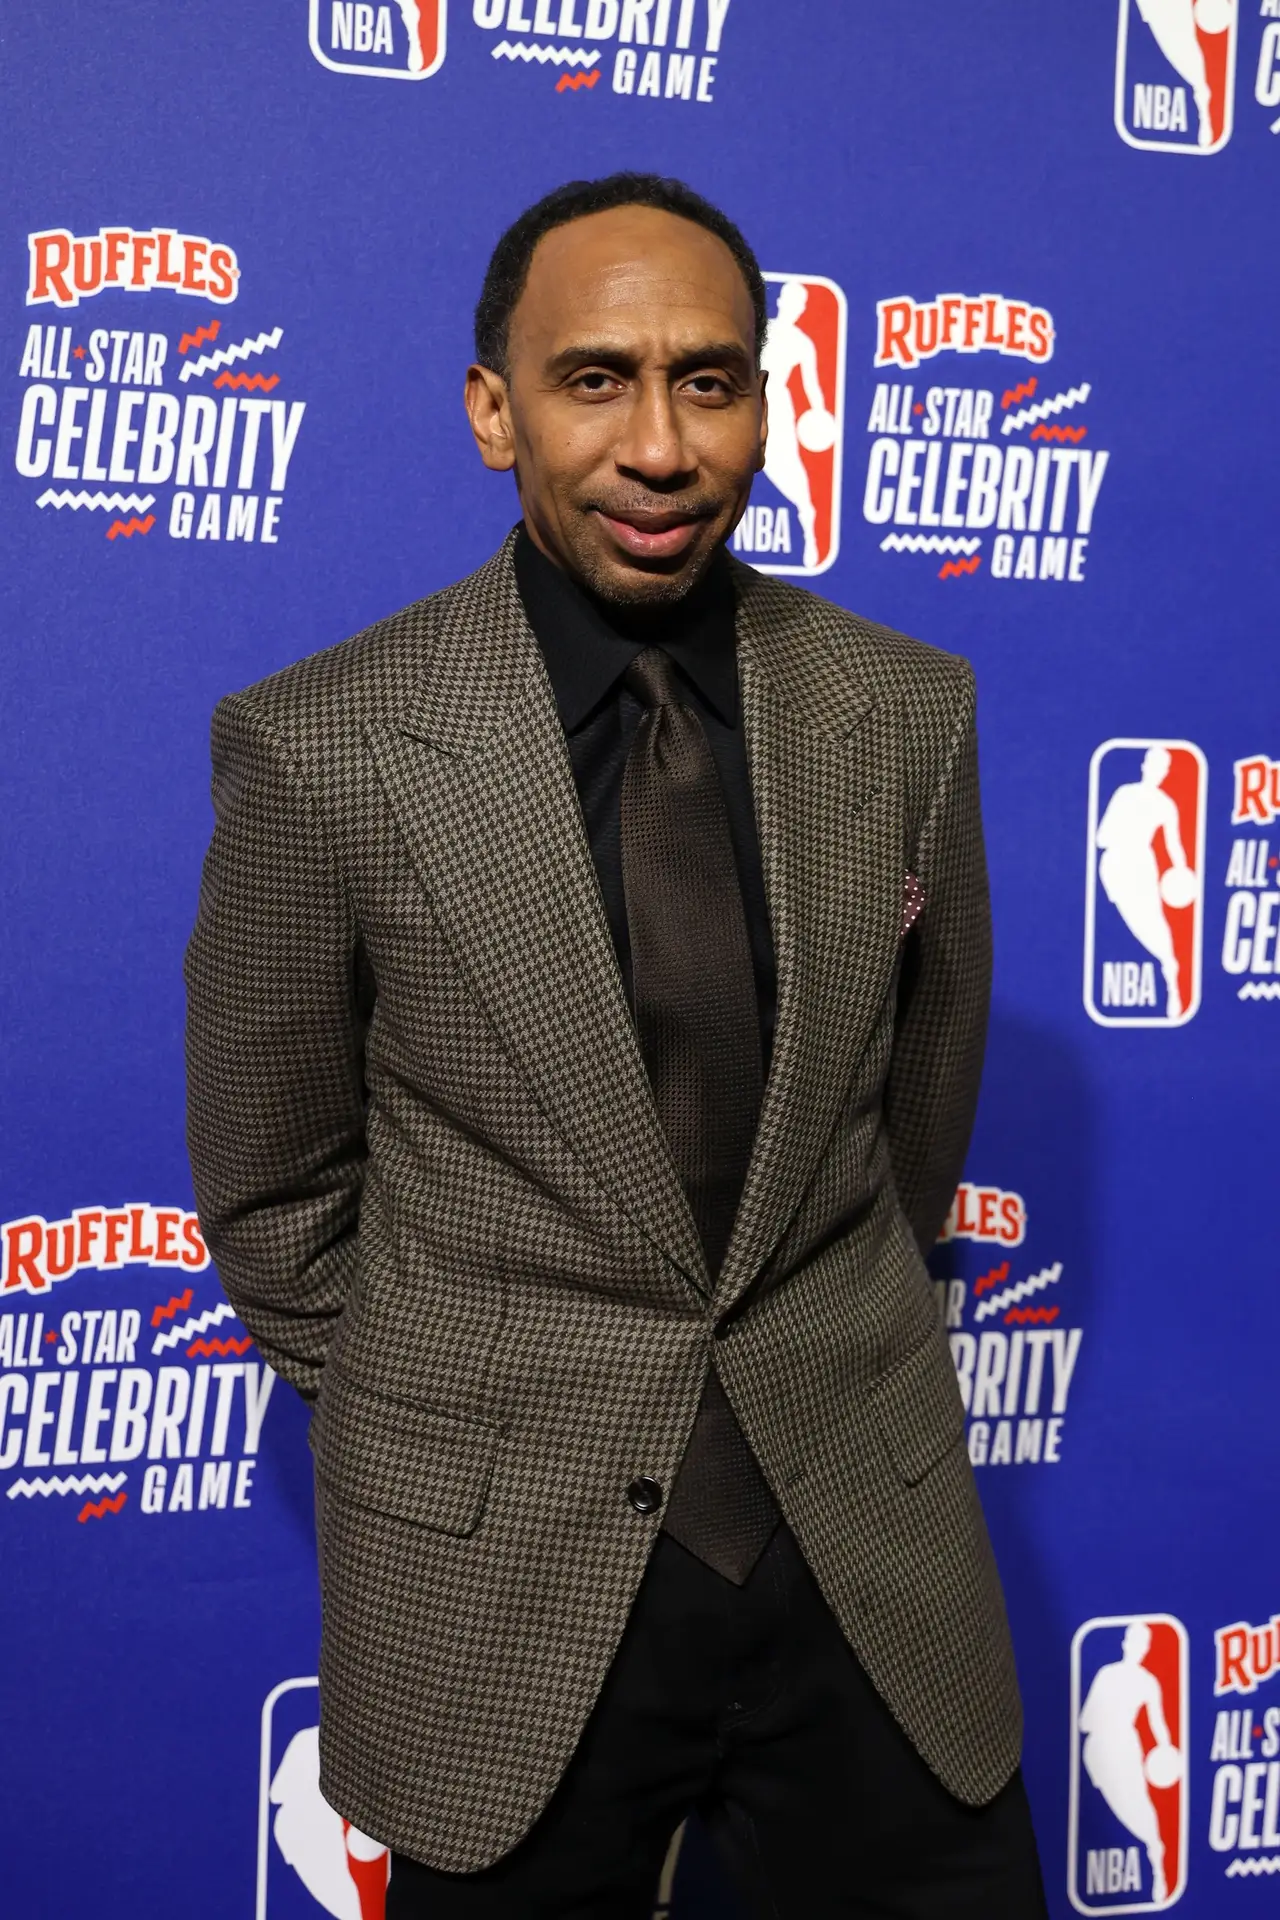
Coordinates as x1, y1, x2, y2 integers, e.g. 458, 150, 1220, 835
595, 507, 708, 562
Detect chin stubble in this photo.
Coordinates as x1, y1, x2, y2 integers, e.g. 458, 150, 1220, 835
574, 533, 718, 611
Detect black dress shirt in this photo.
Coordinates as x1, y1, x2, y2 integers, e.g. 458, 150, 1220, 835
514, 523, 777, 1075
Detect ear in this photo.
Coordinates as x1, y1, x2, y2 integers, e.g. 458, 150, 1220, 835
465, 363, 516, 472
756, 369, 769, 473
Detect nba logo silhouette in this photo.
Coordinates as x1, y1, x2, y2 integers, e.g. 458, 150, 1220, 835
731, 272, 846, 578
1115, 0, 1237, 153
1084, 739, 1207, 1028
309, 0, 446, 79
258, 1678, 389, 1920
1069, 1616, 1189, 1913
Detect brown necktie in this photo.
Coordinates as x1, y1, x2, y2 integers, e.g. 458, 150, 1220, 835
621, 645, 780, 1585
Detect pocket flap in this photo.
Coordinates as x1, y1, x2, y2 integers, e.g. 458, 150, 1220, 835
312, 1374, 500, 1536
870, 1332, 966, 1486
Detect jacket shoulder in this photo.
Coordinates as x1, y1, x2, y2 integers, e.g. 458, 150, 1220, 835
221, 566, 479, 743
731, 561, 975, 717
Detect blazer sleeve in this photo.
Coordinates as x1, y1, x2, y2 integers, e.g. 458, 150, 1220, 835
884, 664, 992, 1259
184, 691, 367, 1402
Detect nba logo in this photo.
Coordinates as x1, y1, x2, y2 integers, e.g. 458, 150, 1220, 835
309, 0, 446, 79
1069, 1616, 1189, 1913
258, 1678, 389, 1919
1115, 0, 1237, 153
1084, 739, 1207, 1028
731, 272, 847, 578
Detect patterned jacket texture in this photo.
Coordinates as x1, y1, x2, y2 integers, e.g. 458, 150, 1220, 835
184, 533, 1019, 1871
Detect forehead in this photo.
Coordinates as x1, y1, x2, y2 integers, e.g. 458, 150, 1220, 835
512, 205, 754, 355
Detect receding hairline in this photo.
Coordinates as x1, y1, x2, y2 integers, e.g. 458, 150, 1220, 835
504, 204, 760, 360
473, 173, 768, 377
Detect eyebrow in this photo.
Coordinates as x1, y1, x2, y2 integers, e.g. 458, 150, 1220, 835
545, 341, 755, 380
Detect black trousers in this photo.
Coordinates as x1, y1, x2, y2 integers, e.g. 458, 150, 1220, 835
388, 1522, 1047, 1919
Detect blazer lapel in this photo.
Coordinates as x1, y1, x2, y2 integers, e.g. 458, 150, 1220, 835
364, 542, 708, 1296
715, 569, 905, 1318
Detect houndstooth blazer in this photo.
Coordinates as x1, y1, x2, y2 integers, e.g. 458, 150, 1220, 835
184, 532, 1020, 1871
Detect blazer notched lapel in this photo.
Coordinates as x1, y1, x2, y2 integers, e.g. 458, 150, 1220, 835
714, 569, 905, 1320
364, 543, 710, 1299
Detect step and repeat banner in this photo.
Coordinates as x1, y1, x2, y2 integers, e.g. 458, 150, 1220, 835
2, 4, 1277, 1915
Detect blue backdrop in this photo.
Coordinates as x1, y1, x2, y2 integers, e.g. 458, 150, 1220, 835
3, 5, 1278, 1915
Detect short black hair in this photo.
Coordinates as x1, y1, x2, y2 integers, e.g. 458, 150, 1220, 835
474, 172, 767, 377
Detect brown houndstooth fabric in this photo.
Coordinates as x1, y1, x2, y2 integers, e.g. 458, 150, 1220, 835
184, 531, 1019, 1873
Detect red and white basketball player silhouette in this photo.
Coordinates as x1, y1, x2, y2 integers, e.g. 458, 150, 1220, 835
394, 0, 434, 73
1096, 746, 1196, 1019
270, 1724, 388, 1919
760, 280, 836, 571
1078, 1622, 1183, 1904
1135, 0, 1234, 146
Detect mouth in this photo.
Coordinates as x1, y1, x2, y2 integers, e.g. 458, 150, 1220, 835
592, 506, 711, 563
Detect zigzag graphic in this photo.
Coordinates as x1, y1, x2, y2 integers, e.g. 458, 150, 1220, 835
7, 1473, 127, 1500
151, 1288, 194, 1328
1003, 1305, 1060, 1325
187, 1335, 254, 1358
1030, 423, 1087, 443
1001, 377, 1037, 410
973, 1262, 1011, 1299
938, 556, 981, 579
556, 69, 600, 90
975, 1263, 1063, 1323
491, 40, 599, 63
178, 319, 221, 355
105, 515, 155, 540
879, 534, 981, 555
36, 490, 155, 513
1001, 384, 1091, 434
1226, 1856, 1280, 1876
213, 370, 279, 391
1238, 981, 1280, 1000
152, 1300, 236, 1354
179, 327, 283, 382
78, 1492, 127, 1522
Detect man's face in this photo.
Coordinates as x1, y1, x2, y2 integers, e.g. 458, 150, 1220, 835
466, 205, 767, 608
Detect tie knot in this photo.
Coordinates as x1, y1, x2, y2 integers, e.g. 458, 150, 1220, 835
624, 646, 682, 711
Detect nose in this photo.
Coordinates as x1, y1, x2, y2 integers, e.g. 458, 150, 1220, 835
613, 377, 696, 491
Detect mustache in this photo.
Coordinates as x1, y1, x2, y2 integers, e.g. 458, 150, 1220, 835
584, 490, 723, 522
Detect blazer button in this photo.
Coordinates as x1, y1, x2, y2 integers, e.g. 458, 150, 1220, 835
626, 1476, 664, 1514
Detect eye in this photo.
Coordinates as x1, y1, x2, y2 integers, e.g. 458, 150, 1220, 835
571, 370, 623, 394
683, 373, 732, 399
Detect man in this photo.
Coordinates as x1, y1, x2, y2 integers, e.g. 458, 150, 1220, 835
186, 173, 1046, 1916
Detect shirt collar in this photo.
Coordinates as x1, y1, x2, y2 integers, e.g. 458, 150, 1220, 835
513, 522, 739, 733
